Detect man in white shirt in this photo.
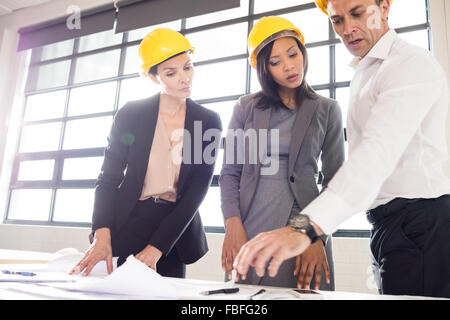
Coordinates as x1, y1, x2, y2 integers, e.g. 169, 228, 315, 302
233, 0, 450, 298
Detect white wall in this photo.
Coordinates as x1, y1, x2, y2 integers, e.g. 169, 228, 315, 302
0, 0, 448, 295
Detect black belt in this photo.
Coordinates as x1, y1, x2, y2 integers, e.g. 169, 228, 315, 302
149, 196, 175, 205
366, 198, 422, 225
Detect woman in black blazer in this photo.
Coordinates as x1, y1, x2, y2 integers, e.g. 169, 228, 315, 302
71, 28, 222, 278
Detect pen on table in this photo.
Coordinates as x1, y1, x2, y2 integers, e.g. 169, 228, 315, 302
1, 270, 36, 277
200, 288, 240, 296
249, 289, 266, 300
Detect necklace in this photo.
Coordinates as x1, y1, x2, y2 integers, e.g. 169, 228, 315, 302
161, 103, 184, 117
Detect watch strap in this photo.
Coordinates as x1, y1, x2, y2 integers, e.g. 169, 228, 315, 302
303, 224, 319, 244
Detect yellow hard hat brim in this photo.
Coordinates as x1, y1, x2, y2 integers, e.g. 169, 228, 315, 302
315, 0, 394, 16
249, 29, 304, 69
248, 16, 305, 69
140, 47, 194, 77
138, 28, 194, 77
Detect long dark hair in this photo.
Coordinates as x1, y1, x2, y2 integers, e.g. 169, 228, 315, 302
255, 37, 317, 109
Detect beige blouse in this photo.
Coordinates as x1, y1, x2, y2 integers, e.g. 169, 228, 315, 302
139, 109, 185, 202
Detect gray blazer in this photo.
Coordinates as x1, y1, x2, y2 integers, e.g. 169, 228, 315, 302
219, 92, 345, 225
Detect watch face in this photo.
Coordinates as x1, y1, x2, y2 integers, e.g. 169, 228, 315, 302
291, 214, 310, 229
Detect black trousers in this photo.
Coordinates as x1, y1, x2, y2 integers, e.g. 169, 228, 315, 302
367, 194, 450, 298
111, 198, 186, 278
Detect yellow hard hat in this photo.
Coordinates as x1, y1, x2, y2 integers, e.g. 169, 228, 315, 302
248, 16, 305, 69
138, 28, 194, 77
315, 0, 394, 16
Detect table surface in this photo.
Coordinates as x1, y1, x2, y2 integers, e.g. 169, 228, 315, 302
0, 249, 58, 264
0, 249, 446, 300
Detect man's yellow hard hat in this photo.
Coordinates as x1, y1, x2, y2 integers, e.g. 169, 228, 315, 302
315, 0, 394, 16
248, 16, 305, 69
138, 28, 194, 77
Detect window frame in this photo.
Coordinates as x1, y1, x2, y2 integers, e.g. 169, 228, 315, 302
4, 0, 431, 238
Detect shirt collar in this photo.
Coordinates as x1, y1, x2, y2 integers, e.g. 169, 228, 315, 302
349, 29, 397, 69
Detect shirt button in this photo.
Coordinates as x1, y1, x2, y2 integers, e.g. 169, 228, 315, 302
290, 176, 295, 183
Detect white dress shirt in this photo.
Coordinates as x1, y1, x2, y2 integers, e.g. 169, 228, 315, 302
303, 29, 450, 235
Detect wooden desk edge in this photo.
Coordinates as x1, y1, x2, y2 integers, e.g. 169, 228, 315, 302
0, 259, 51, 264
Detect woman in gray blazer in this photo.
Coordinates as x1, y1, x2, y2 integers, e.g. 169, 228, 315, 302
220, 16, 345, 289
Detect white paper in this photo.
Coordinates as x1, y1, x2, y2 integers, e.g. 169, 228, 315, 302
76, 255, 179, 299
46, 250, 118, 277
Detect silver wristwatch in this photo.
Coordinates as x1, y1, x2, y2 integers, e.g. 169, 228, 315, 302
289, 214, 328, 245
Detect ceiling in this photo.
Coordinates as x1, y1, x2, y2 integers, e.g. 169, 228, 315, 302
0, 0, 50, 17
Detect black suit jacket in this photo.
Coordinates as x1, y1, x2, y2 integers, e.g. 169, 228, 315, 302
90, 93, 222, 264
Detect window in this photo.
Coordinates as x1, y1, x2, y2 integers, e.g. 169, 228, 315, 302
188, 23, 248, 63
18, 160, 54, 181
6, 0, 431, 235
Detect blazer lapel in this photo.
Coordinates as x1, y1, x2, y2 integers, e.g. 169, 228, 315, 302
288, 97, 319, 175
239, 103, 270, 218
136, 94, 160, 190
176, 98, 197, 194
252, 105, 271, 171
